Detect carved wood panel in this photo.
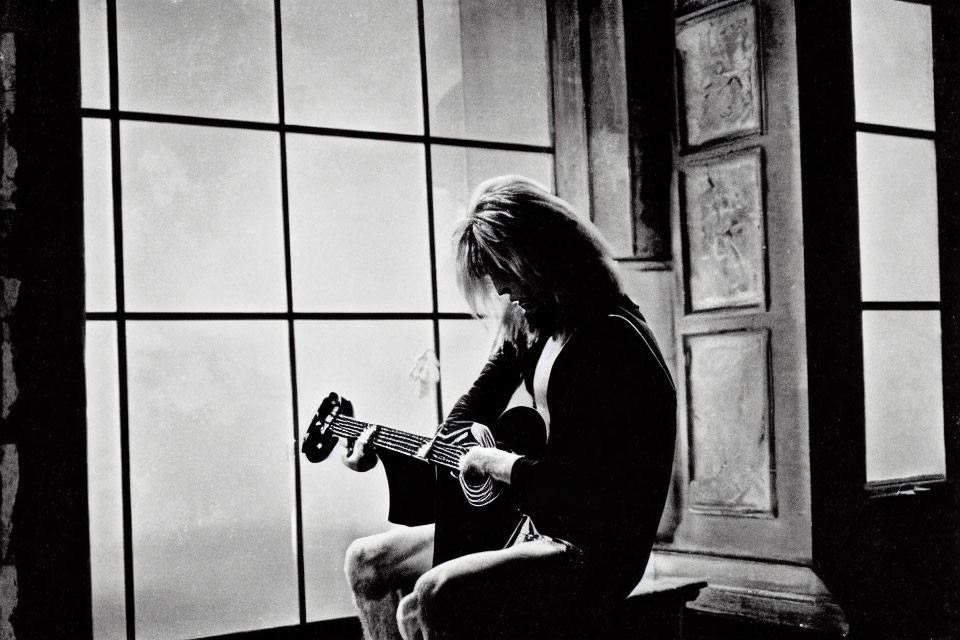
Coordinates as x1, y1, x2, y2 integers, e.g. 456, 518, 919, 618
680, 147, 767, 313
676, 1, 762, 150
685, 329, 775, 516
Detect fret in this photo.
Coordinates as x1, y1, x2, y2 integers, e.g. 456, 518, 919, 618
326, 416, 463, 472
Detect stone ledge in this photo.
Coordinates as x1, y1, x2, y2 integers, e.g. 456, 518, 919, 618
645, 550, 849, 637
629, 576, 707, 602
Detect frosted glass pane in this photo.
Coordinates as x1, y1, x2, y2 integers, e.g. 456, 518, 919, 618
438, 319, 496, 416
84, 118, 116, 312
851, 0, 934, 130
296, 320, 438, 620
117, 0, 278, 121
424, 0, 551, 145
85, 321, 125, 640
121, 123, 286, 312
80, 0, 109, 109
857, 133, 940, 302
288, 136, 431, 312
282, 0, 422, 133
126, 321, 297, 638
431, 146, 554, 312
863, 311, 946, 483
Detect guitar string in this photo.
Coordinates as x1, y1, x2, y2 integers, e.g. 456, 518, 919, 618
314, 411, 474, 467
316, 415, 501, 505
356, 428, 463, 468
335, 415, 470, 459
331, 417, 425, 448
335, 420, 498, 505
331, 426, 462, 471
333, 418, 441, 456
333, 415, 468, 462
325, 417, 465, 469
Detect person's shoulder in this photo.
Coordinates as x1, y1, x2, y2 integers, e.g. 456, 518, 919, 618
594, 308, 654, 352
567, 299, 643, 351
605, 299, 645, 328
590, 297, 650, 337
587, 299, 676, 389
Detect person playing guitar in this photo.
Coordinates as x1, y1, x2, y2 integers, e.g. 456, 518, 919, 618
336, 176, 677, 639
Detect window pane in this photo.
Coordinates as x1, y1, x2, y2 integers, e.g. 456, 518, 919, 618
857, 133, 940, 302
121, 123, 286, 312
288, 136, 431, 312
431, 146, 553, 312
851, 0, 934, 131
295, 320, 438, 620
85, 321, 125, 640
84, 118, 116, 312
863, 311, 946, 483
126, 321, 297, 638
424, 0, 551, 145
438, 319, 495, 416
80, 0, 109, 109
282, 0, 422, 133
117, 0, 278, 121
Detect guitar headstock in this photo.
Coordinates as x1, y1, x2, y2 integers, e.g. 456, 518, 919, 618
301, 391, 353, 463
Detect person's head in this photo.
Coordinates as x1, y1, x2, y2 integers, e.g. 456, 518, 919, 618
453, 175, 623, 341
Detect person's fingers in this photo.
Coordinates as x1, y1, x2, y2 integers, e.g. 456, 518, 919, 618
341, 443, 364, 471
340, 427, 378, 472
341, 445, 378, 472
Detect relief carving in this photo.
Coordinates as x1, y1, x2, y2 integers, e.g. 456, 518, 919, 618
685, 330, 775, 516
676, 1, 761, 149
682, 148, 766, 312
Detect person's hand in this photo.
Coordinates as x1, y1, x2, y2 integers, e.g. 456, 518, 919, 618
459, 445, 521, 485
341, 425, 378, 472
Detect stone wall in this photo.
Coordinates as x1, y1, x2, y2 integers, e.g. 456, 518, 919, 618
0, 4, 89, 632
0, 30, 17, 640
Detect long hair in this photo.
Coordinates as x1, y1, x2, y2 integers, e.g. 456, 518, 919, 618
453, 175, 623, 345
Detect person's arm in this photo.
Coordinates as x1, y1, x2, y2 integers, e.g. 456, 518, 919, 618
507, 321, 676, 524
342, 338, 526, 473
439, 339, 525, 432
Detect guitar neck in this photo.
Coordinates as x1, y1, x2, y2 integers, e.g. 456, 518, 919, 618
327, 416, 463, 472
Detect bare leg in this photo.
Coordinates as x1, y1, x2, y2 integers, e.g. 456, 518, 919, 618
396, 537, 584, 640
344, 525, 435, 640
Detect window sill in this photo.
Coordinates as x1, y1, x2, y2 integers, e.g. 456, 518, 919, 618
864, 474, 948, 499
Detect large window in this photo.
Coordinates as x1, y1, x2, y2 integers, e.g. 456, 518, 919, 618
80, 1, 554, 637
850, 0, 946, 488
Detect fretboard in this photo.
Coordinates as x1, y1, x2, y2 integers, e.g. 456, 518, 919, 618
327, 414, 465, 472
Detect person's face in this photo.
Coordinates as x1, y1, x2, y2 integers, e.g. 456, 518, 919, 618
488, 270, 536, 315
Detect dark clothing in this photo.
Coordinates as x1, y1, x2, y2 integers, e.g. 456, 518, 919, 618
440, 295, 677, 599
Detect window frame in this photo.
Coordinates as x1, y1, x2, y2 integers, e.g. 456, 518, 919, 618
81, 0, 575, 636
798, 0, 960, 501
848, 0, 948, 493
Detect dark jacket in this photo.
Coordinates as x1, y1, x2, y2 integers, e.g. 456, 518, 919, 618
441, 295, 677, 598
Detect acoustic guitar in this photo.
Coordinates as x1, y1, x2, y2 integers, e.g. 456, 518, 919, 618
301, 391, 547, 563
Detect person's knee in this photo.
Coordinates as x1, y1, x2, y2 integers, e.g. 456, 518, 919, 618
409, 566, 460, 628
412, 569, 443, 611
395, 591, 421, 640
344, 536, 394, 601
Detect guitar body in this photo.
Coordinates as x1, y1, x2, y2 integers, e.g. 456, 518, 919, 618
432, 406, 546, 565
301, 393, 547, 565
